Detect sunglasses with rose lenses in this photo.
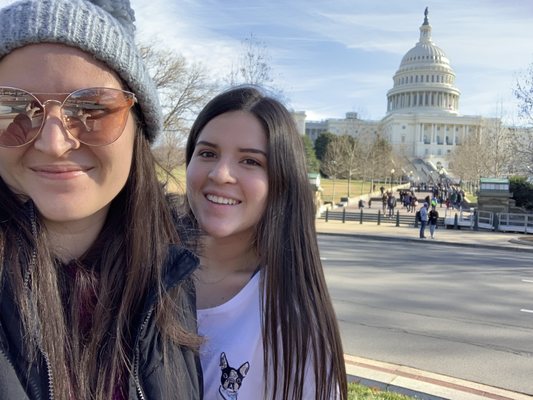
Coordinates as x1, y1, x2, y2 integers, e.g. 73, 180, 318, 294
0, 87, 137, 148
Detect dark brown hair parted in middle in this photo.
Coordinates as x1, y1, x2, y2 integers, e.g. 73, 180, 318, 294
185, 86, 348, 400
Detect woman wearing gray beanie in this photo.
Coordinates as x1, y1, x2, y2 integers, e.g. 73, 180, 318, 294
0, 1, 202, 399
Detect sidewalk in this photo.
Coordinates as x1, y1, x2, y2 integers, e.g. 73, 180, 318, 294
316, 219, 533, 252
316, 219, 533, 399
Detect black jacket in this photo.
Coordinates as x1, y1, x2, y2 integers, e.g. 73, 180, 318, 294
0, 246, 202, 400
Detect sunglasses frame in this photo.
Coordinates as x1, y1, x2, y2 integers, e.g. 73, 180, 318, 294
0, 86, 137, 148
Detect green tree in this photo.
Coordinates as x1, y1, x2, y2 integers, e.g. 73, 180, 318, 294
302, 135, 320, 173
510, 176, 533, 210
314, 132, 335, 161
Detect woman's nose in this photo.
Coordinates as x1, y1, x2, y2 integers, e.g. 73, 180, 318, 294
207, 159, 237, 184
32, 102, 80, 156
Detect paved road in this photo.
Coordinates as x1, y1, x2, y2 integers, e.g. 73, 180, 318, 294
319, 234, 533, 395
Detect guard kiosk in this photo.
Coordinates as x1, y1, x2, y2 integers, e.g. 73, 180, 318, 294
476, 178, 514, 213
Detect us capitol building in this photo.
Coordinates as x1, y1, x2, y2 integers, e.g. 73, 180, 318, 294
301, 8, 502, 178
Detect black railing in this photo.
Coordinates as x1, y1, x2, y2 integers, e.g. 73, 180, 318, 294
322, 208, 445, 227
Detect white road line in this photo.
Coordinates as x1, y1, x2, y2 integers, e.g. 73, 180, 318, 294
520, 309, 533, 313
522, 279, 533, 283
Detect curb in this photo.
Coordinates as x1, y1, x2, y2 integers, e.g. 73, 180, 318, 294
345, 354, 533, 400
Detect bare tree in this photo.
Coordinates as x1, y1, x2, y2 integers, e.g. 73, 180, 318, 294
513, 65, 533, 172
480, 117, 514, 177
321, 136, 345, 202
509, 127, 533, 174
367, 134, 394, 183
356, 132, 394, 193
139, 44, 217, 173
449, 106, 515, 189
515, 63, 533, 124
334, 135, 361, 197
226, 33, 284, 98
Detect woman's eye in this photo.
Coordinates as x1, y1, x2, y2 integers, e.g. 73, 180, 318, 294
242, 158, 261, 166
198, 150, 216, 158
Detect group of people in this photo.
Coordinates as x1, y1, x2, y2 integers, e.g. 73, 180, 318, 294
418, 202, 440, 239
426, 182, 466, 210
0, 1, 347, 399
380, 191, 398, 217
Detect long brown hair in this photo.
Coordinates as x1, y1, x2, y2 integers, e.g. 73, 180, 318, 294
0, 127, 198, 400
185, 86, 347, 399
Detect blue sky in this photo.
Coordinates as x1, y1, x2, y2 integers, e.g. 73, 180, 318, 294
129, 0, 533, 124
1, 0, 532, 124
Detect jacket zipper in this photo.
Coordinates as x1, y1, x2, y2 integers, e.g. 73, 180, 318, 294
42, 350, 55, 400
133, 308, 153, 400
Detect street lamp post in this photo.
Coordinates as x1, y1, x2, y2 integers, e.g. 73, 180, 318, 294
390, 168, 395, 191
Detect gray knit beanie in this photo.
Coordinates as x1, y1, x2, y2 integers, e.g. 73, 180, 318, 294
0, 0, 162, 143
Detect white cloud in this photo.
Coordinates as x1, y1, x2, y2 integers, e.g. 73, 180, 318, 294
1, 0, 531, 124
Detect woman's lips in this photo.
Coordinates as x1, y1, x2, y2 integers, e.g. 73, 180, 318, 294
31, 165, 92, 179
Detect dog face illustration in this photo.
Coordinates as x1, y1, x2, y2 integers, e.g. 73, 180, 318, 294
219, 352, 250, 399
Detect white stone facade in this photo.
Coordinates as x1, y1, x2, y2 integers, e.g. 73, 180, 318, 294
303, 8, 500, 171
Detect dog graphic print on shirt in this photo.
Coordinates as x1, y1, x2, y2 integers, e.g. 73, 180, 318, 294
218, 352, 250, 400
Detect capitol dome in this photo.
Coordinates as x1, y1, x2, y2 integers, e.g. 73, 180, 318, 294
386, 8, 460, 115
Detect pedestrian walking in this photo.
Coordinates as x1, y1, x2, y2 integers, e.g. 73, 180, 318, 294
428, 205, 440, 239
387, 192, 397, 218
419, 202, 429, 238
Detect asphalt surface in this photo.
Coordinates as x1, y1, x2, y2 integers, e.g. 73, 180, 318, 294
316, 218, 533, 400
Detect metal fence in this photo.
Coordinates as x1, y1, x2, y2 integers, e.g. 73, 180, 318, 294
320, 208, 445, 227
442, 209, 533, 233
320, 208, 533, 234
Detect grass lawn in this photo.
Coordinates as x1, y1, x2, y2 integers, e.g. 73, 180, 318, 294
348, 382, 415, 399
320, 178, 387, 203
158, 164, 187, 194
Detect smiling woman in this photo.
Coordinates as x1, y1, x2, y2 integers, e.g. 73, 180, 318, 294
0, 1, 202, 399
185, 86, 348, 399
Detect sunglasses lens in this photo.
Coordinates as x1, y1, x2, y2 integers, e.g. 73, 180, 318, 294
63, 88, 135, 146
0, 88, 44, 147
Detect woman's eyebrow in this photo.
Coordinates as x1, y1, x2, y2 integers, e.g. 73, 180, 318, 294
238, 147, 267, 157
195, 140, 217, 149
196, 140, 267, 157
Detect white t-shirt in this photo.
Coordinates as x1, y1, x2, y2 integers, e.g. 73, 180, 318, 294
198, 273, 330, 399
198, 272, 264, 399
